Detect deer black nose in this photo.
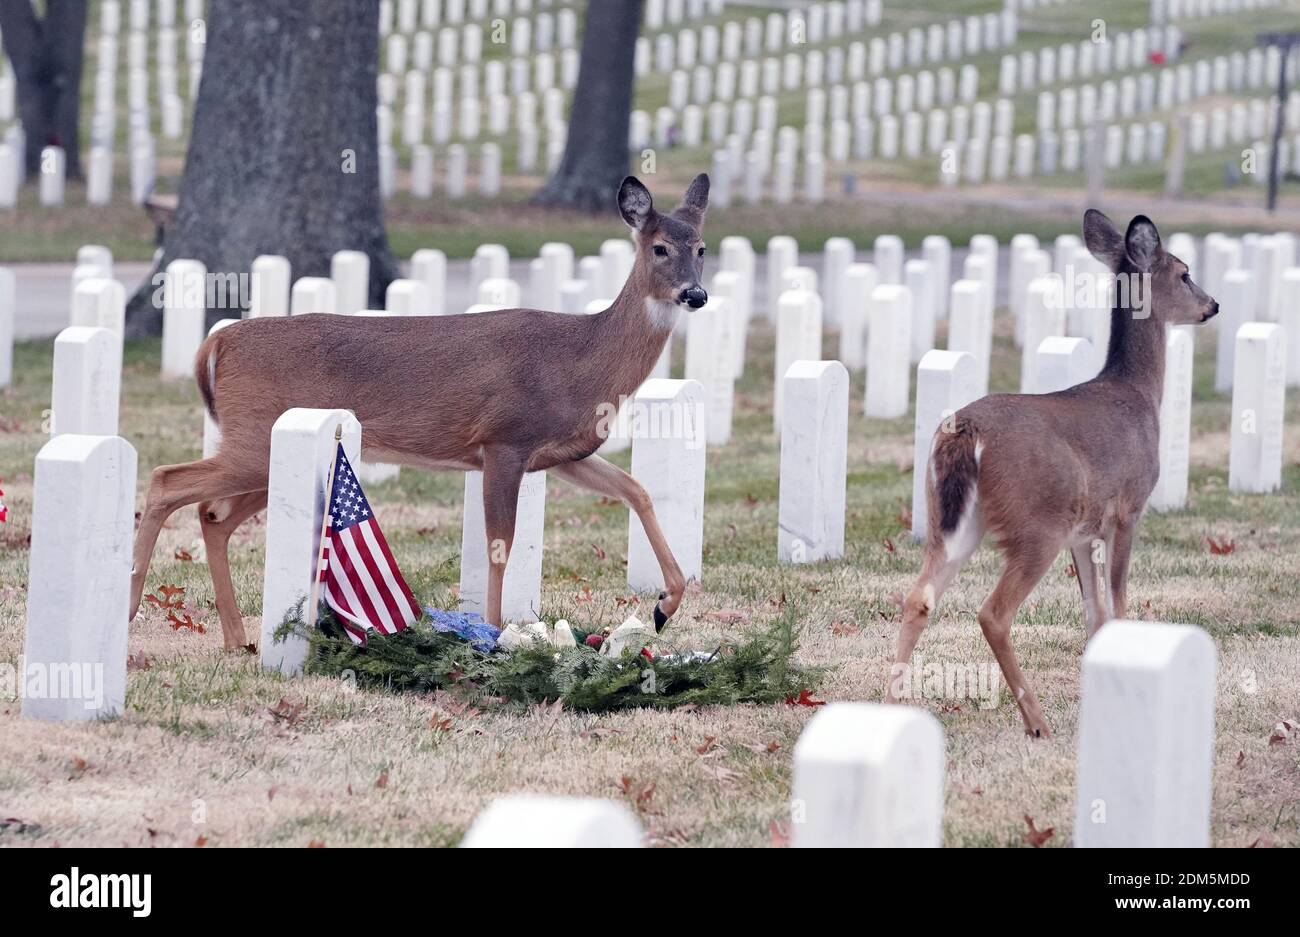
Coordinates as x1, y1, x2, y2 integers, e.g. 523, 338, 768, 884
680, 286, 708, 308
1204, 302, 1220, 321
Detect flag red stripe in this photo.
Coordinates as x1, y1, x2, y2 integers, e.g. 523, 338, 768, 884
332, 531, 389, 635
353, 525, 404, 635
317, 530, 331, 582
338, 526, 398, 634
324, 550, 370, 645
358, 519, 421, 624
347, 523, 405, 629
368, 518, 423, 620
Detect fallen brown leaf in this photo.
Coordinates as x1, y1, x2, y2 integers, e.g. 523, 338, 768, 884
1022, 814, 1054, 847
1268, 719, 1296, 745
267, 697, 305, 727
705, 607, 747, 624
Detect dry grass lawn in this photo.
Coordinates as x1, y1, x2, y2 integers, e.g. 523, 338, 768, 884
1, 310, 1298, 847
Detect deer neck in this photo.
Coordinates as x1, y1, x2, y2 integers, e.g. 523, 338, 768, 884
1097, 268, 1166, 406
590, 261, 678, 393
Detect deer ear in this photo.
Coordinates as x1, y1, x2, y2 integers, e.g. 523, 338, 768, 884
672, 172, 710, 227
1083, 209, 1125, 270
618, 176, 654, 233
1124, 215, 1162, 271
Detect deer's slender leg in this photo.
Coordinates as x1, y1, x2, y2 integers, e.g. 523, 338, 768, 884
977, 538, 1062, 739
130, 459, 265, 621
886, 509, 985, 704
549, 454, 686, 630
479, 448, 528, 627
1069, 542, 1107, 639
198, 490, 269, 649
1107, 517, 1137, 622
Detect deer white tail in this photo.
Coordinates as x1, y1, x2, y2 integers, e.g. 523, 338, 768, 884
929, 421, 980, 536
195, 332, 222, 425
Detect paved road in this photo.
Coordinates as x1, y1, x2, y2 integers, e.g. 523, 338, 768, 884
9, 247, 999, 340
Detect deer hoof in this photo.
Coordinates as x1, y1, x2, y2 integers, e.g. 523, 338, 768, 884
653, 593, 670, 633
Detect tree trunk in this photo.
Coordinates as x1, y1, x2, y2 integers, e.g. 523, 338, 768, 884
125, 0, 396, 336
0, 0, 87, 178
532, 0, 643, 213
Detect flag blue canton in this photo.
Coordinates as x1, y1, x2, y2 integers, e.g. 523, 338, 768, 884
329, 448, 373, 531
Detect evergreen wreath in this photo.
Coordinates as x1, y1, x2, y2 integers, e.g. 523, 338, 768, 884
275, 599, 822, 713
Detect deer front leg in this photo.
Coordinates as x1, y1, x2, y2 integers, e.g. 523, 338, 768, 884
198, 490, 268, 649
480, 448, 528, 628
550, 455, 686, 631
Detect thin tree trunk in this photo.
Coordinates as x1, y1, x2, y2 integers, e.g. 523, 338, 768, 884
125, 0, 395, 336
532, 0, 643, 213
0, 0, 87, 178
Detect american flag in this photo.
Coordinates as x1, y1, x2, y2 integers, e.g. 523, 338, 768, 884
319, 444, 421, 644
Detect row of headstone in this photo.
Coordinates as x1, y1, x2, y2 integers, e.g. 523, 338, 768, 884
1158, 0, 1287, 18
1021, 54, 1299, 135
383, 0, 1057, 154
379, 0, 585, 37
613, 5, 1284, 194
649, 53, 990, 126
377, 54, 579, 144
685, 39, 1297, 200
997, 26, 1185, 97
378, 141, 511, 199
952, 46, 1300, 187
456, 617, 1216, 847
369, 15, 1289, 193
381, 7, 581, 72
636, 3, 1002, 86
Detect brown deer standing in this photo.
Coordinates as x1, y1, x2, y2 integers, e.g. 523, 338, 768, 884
887, 211, 1219, 738
129, 174, 713, 648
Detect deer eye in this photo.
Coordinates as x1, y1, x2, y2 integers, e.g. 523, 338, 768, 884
1181, 272, 1191, 284
653, 245, 668, 258
698, 246, 706, 257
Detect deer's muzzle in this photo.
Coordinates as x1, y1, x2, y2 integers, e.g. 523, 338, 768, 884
679, 286, 708, 308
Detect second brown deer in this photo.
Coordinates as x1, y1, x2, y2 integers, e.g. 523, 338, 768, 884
129, 174, 713, 648
887, 211, 1219, 737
